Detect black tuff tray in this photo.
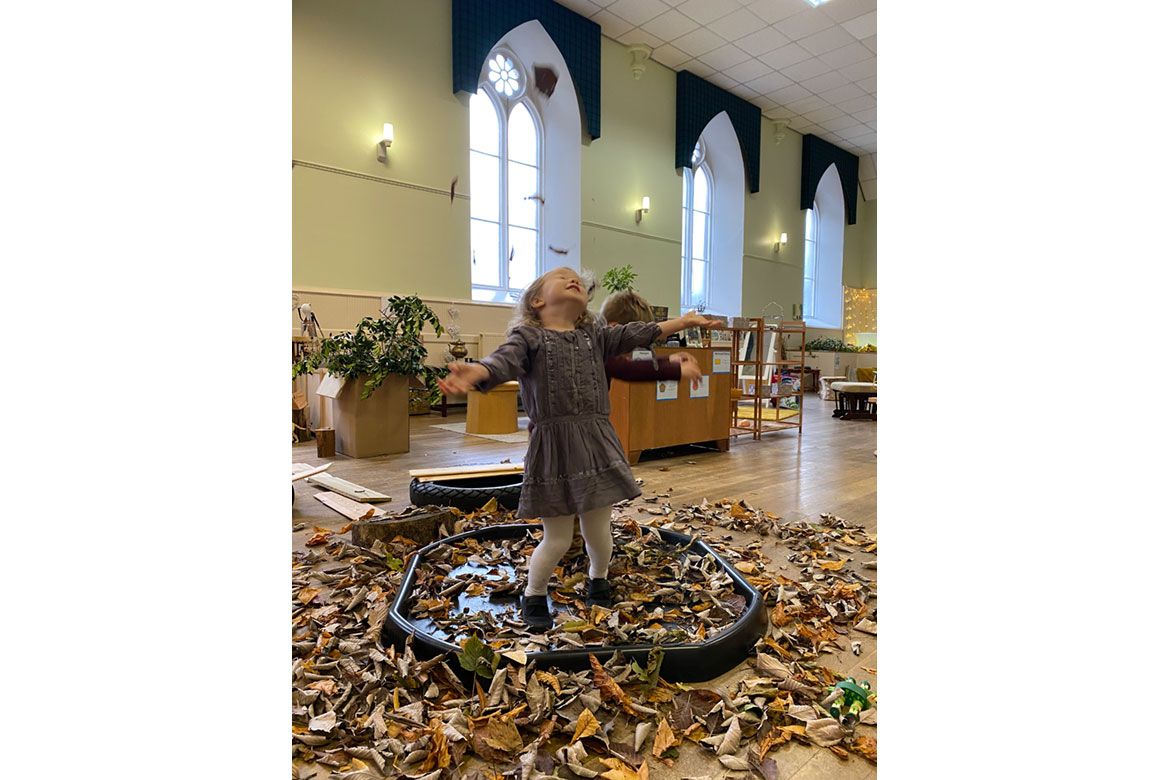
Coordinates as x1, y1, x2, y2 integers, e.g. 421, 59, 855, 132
381, 523, 767, 682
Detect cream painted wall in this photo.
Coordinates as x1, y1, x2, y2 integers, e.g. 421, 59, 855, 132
292, 0, 876, 331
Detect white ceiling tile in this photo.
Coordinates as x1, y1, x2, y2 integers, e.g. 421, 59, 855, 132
734, 26, 790, 56
672, 26, 726, 56
800, 69, 848, 93
651, 43, 691, 69
607, 0, 670, 27
850, 130, 877, 146
766, 82, 811, 105
678, 0, 741, 25
861, 35, 877, 53
773, 8, 835, 40
706, 71, 740, 90
842, 11, 876, 40
820, 82, 866, 104
803, 104, 844, 123
837, 123, 871, 140
698, 43, 752, 70
557, 0, 605, 18
786, 116, 814, 131
820, 114, 861, 132
837, 93, 875, 113
641, 8, 699, 40
819, 132, 845, 145
729, 82, 760, 100
758, 41, 812, 70
764, 105, 796, 120
618, 28, 665, 48
855, 75, 876, 94
750, 95, 780, 112
744, 70, 793, 95
849, 106, 876, 123
591, 10, 635, 37
745, 0, 809, 25
680, 58, 717, 78
797, 25, 855, 55
836, 56, 876, 82
709, 8, 768, 41
781, 56, 832, 82
817, 41, 870, 70
723, 57, 773, 83
787, 94, 829, 114
821, 0, 876, 24
801, 123, 828, 137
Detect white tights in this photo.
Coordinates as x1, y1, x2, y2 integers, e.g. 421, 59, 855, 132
524, 506, 614, 597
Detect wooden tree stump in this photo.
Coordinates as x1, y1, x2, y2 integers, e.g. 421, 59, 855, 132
351, 508, 454, 549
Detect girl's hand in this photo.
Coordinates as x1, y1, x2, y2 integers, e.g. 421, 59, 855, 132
682, 310, 723, 329
669, 352, 703, 389
438, 362, 490, 395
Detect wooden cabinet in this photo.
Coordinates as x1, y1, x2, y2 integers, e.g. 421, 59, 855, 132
607, 347, 731, 465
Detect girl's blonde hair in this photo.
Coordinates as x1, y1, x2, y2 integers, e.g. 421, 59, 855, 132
508, 267, 597, 332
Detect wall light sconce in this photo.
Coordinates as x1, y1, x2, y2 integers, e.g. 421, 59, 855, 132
773, 233, 788, 253
772, 119, 789, 145
635, 196, 650, 224
376, 123, 394, 163
628, 44, 651, 80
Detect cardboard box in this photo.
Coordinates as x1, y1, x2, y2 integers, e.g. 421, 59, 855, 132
331, 374, 410, 458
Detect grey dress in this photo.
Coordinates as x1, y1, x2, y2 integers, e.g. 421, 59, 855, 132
476, 319, 662, 519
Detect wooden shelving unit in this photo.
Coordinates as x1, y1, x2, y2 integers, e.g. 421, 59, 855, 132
729, 317, 807, 440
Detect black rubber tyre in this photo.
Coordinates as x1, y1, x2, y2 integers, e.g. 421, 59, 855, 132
409, 473, 523, 512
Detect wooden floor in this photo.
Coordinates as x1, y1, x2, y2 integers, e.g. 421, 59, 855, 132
292, 394, 877, 780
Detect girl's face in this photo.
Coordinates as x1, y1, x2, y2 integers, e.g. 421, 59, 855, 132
534, 267, 588, 314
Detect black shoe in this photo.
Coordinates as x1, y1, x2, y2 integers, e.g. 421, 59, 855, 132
520, 594, 553, 632
585, 578, 613, 608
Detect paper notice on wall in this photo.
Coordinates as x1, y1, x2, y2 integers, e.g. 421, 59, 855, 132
712, 350, 731, 374
316, 373, 347, 399
656, 380, 679, 401
689, 375, 710, 399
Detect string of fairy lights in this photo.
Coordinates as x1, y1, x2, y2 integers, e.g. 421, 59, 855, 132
843, 287, 877, 346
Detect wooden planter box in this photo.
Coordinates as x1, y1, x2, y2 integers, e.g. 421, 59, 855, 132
332, 374, 410, 458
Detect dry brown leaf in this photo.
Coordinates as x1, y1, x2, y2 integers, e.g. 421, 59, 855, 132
769, 603, 791, 627
470, 715, 523, 762
852, 735, 877, 762
305, 532, 332, 547
818, 558, 848, 571
590, 654, 639, 715
716, 716, 741, 756
572, 707, 601, 744
651, 718, 679, 759
306, 679, 337, 696
535, 670, 562, 694
733, 562, 756, 574
805, 718, 845, 747
598, 757, 647, 780
296, 587, 322, 604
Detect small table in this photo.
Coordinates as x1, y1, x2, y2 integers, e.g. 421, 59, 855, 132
467, 381, 520, 434
830, 382, 877, 420
820, 376, 847, 400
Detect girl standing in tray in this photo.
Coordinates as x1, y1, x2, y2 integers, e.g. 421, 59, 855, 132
439, 267, 719, 631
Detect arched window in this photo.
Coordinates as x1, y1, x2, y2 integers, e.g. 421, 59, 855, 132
681, 142, 712, 311
803, 205, 819, 321
469, 49, 542, 303
802, 164, 845, 328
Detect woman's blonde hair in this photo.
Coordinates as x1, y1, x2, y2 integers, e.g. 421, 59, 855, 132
507, 266, 597, 332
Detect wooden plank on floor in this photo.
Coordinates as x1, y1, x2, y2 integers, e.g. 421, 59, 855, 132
408, 462, 524, 482
292, 462, 332, 482
313, 491, 388, 521
306, 473, 391, 502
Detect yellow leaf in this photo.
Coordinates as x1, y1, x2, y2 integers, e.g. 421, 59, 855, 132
818, 558, 849, 571
734, 562, 756, 574
571, 707, 600, 744
599, 757, 644, 780
652, 718, 679, 758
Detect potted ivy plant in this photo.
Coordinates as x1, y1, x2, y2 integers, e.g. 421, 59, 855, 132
294, 296, 444, 457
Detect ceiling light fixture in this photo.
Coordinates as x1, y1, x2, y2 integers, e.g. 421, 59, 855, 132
805, 0, 831, 8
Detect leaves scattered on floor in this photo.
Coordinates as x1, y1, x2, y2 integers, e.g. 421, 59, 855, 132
291, 498, 877, 778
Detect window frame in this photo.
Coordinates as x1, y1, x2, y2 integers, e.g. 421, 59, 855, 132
681, 142, 713, 312
802, 204, 819, 321
470, 49, 544, 304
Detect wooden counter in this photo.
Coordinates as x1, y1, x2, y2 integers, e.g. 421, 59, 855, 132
608, 347, 732, 464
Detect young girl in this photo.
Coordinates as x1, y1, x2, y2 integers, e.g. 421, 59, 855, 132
439, 267, 719, 631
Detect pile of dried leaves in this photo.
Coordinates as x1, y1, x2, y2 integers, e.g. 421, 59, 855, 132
406, 518, 750, 651
292, 499, 877, 779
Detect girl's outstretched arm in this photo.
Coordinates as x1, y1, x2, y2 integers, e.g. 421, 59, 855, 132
657, 310, 723, 337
